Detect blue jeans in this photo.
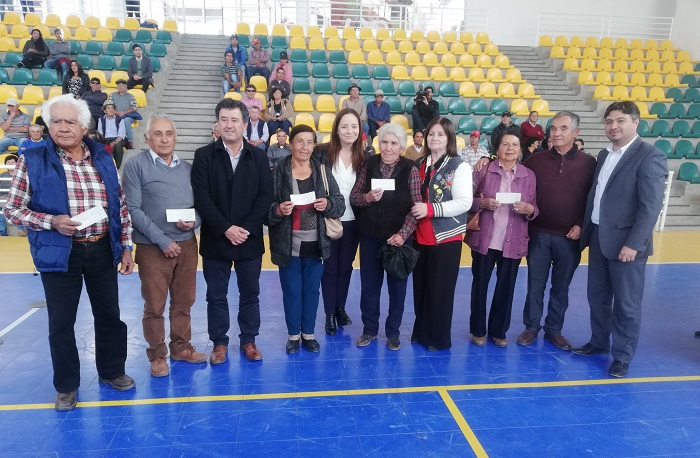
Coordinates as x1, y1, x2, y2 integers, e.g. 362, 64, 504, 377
279, 257, 324, 335
0, 137, 26, 154
247, 65, 270, 81
267, 120, 292, 135
0, 213, 6, 235
122, 117, 134, 142
222, 75, 240, 95
45, 58, 69, 76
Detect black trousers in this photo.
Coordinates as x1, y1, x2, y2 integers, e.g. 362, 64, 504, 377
412, 240, 462, 349
104, 137, 125, 169
470, 248, 522, 340
127, 77, 151, 93
21, 53, 45, 68
321, 220, 358, 314
40, 237, 127, 393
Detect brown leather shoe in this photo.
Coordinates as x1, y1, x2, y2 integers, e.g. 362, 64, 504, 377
491, 337, 508, 347
471, 335, 486, 346
544, 333, 572, 351
99, 374, 135, 391
517, 330, 538, 346
209, 345, 228, 365
240, 342, 262, 361
171, 346, 207, 364
55, 390, 77, 411
150, 356, 169, 377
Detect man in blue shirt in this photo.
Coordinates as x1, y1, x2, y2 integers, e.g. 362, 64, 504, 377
366, 89, 391, 140
225, 34, 248, 77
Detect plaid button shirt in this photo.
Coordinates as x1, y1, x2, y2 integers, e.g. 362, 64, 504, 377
3, 144, 132, 246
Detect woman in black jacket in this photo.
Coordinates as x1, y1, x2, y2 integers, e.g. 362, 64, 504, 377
62, 60, 90, 98
19, 28, 49, 69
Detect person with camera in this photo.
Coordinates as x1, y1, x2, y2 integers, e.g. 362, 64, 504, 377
410, 86, 439, 132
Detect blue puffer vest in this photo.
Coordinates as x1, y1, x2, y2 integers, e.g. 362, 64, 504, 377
24, 136, 124, 272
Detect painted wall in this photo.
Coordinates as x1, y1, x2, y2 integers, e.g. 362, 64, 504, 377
671, 0, 700, 60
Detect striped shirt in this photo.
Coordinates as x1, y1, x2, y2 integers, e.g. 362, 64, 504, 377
220, 62, 242, 79
3, 144, 132, 246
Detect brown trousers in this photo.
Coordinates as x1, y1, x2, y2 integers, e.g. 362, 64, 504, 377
135, 237, 198, 361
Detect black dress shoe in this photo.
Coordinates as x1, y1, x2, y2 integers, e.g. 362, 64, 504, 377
325, 314, 337, 335
609, 360, 629, 378
335, 307, 352, 327
302, 337, 320, 352
98, 374, 135, 391
286, 338, 300, 354
55, 390, 77, 411
571, 343, 609, 356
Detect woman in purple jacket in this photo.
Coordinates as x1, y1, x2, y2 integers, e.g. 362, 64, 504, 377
465, 133, 539, 348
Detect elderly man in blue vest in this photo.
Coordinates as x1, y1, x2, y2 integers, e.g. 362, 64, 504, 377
243, 106, 269, 152
2, 95, 136, 412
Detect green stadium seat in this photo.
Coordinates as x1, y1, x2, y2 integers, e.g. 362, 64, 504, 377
311, 63, 330, 78
659, 103, 686, 119
637, 119, 651, 137
114, 29, 133, 42
151, 56, 161, 72
34, 68, 59, 86
687, 144, 700, 159
76, 54, 93, 70
438, 82, 458, 97
237, 35, 250, 48
682, 88, 700, 103
372, 65, 391, 80
134, 29, 153, 43
292, 77, 311, 94
650, 120, 670, 137
271, 36, 287, 48
671, 139, 693, 158
69, 41, 83, 54
270, 48, 286, 62
650, 102, 667, 118
690, 121, 700, 138
332, 64, 350, 79
653, 139, 672, 156
0, 68, 8, 84
352, 64, 370, 80
695, 63, 700, 72
681, 75, 699, 88
117, 56, 130, 71
329, 50, 346, 64
1, 52, 21, 67
676, 162, 700, 183
335, 79, 351, 94
95, 55, 117, 70
362, 95, 374, 105
404, 98, 414, 114
681, 105, 700, 121
148, 43, 167, 57
357, 79, 374, 94
432, 97, 448, 114
11, 68, 33, 85
377, 80, 396, 96
489, 99, 509, 116
480, 117, 499, 134
457, 116, 477, 134
105, 41, 125, 56
397, 81, 415, 96
84, 41, 104, 55
292, 62, 309, 78
448, 98, 469, 115
314, 78, 333, 94
666, 88, 683, 102
309, 49, 326, 63
290, 49, 307, 63
154, 30, 172, 44
469, 98, 489, 115
667, 120, 689, 137
385, 96, 403, 114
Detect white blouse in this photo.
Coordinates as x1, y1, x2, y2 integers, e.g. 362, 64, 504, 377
332, 159, 357, 221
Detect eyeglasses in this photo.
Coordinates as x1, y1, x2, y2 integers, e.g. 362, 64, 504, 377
246, 89, 255, 93
91, 81, 99, 84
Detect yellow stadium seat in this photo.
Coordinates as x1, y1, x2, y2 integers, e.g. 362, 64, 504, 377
554, 36, 568, 47
411, 66, 429, 81
321, 134, 331, 143
577, 71, 594, 85
162, 20, 177, 32
497, 82, 516, 98
2, 11, 19, 25
430, 67, 449, 82
404, 52, 420, 66
323, 27, 338, 39
342, 27, 356, 40
450, 68, 468, 82
549, 46, 565, 59
105, 17, 121, 30
613, 72, 631, 86
0, 36, 15, 52
648, 87, 672, 102
338, 95, 350, 107
103, 87, 117, 96
629, 38, 644, 50
307, 26, 322, 38
10, 25, 29, 39
629, 60, 646, 73
433, 41, 448, 55
128, 89, 147, 107
531, 99, 555, 116
459, 31, 473, 43
456, 136, 466, 150
594, 71, 613, 86
570, 36, 585, 47
398, 40, 413, 53
88, 69, 108, 85
475, 32, 489, 44
409, 30, 424, 42
598, 48, 614, 60
611, 85, 631, 100
629, 49, 645, 61
289, 25, 304, 37
676, 51, 692, 63
83, 16, 101, 29
660, 50, 676, 62
0, 23, 10, 36
315, 95, 337, 112
629, 73, 647, 86
415, 41, 431, 54
643, 39, 659, 51
505, 68, 525, 84
391, 115, 411, 133
517, 83, 539, 99
347, 50, 365, 64
253, 23, 268, 36
386, 52, 402, 66
441, 54, 457, 67
584, 37, 599, 48
31, 106, 41, 123
510, 99, 529, 116
426, 30, 441, 43
391, 65, 410, 80
566, 47, 582, 59
20, 86, 45, 105
271, 24, 286, 37
582, 47, 597, 59
344, 38, 360, 52
23, 12, 41, 26
449, 42, 465, 55
494, 55, 513, 69
123, 18, 140, 31
662, 61, 678, 74
468, 68, 486, 82
486, 68, 505, 82
393, 29, 407, 41
614, 48, 629, 60
593, 85, 612, 100
645, 49, 660, 61
94, 27, 113, 42
108, 70, 129, 88
475, 54, 493, 68
17, 37, 29, 51
665, 74, 686, 87
647, 73, 663, 87
326, 38, 343, 51
250, 75, 268, 94
43, 14, 61, 28
467, 42, 482, 55
539, 35, 553, 47
484, 43, 499, 56
317, 113, 336, 133
459, 54, 475, 68
659, 40, 676, 51
65, 15, 82, 28
629, 86, 650, 102
359, 28, 374, 40
599, 37, 614, 48
443, 31, 458, 43
635, 101, 656, 119
294, 113, 316, 129
375, 29, 390, 41
458, 82, 477, 97
293, 95, 314, 112
291, 36, 307, 49
362, 39, 379, 52
223, 91, 242, 101
367, 51, 384, 65
48, 86, 63, 99
614, 38, 629, 49
255, 92, 267, 106
562, 58, 579, 71
423, 52, 439, 67
613, 60, 630, 73
380, 39, 396, 53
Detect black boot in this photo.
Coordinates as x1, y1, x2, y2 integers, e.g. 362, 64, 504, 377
336, 307, 352, 327
325, 314, 337, 335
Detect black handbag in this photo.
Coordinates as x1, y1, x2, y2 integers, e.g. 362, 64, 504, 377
377, 243, 420, 280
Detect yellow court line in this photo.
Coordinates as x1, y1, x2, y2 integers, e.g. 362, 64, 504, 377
438, 388, 488, 457
1, 375, 699, 412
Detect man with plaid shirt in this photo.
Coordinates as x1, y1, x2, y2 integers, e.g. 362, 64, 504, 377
3, 95, 136, 412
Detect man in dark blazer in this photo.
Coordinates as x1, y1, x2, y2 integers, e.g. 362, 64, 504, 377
572, 101, 668, 378
191, 99, 273, 364
126, 44, 153, 93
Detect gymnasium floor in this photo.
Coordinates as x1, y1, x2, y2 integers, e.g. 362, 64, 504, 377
0, 232, 698, 457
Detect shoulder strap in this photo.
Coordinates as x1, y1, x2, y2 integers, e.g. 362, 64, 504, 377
319, 163, 330, 195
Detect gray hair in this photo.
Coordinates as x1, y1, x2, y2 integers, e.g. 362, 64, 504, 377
42, 95, 92, 129
377, 123, 408, 150
144, 113, 176, 138
552, 110, 580, 131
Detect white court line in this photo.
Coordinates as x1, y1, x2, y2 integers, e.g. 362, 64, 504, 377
0, 308, 40, 337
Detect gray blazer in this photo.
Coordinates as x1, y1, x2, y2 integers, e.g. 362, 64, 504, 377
127, 56, 154, 85
580, 137, 667, 259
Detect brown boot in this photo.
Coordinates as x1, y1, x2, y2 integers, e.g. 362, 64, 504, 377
171, 345, 207, 364
150, 356, 169, 377
209, 345, 228, 365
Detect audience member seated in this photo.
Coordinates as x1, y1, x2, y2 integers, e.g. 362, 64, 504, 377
127, 44, 154, 93
491, 111, 520, 151
521, 137, 540, 163
270, 51, 292, 83
18, 124, 46, 152
96, 100, 127, 168
247, 38, 270, 81
225, 34, 248, 76
242, 84, 263, 112
81, 77, 108, 132
269, 68, 291, 99
244, 106, 269, 152
520, 110, 545, 142
0, 98, 30, 154
18, 28, 49, 69
266, 87, 293, 135
62, 60, 90, 98
267, 129, 291, 169
220, 50, 243, 95
461, 130, 490, 167
110, 79, 140, 148
404, 130, 424, 161
574, 138, 585, 153
367, 89, 391, 139
411, 85, 439, 132
211, 122, 219, 143
0, 154, 19, 236
362, 132, 376, 156
342, 83, 369, 134
44, 28, 70, 78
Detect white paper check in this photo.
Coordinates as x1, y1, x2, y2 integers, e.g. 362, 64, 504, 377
166, 208, 196, 223
72, 206, 108, 230
290, 191, 316, 206
496, 192, 521, 204
371, 178, 395, 191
